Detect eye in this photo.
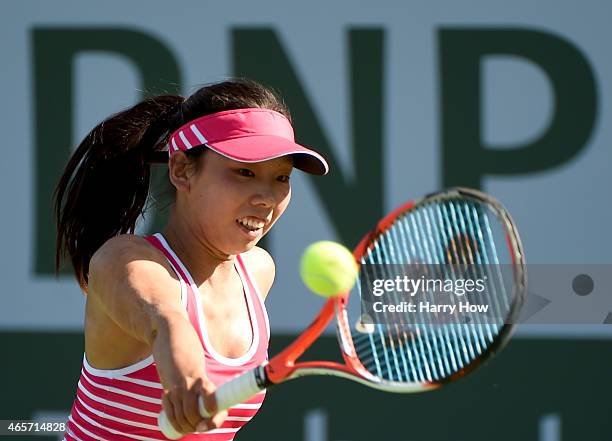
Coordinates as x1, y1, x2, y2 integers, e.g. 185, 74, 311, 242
277, 175, 291, 183
238, 168, 255, 177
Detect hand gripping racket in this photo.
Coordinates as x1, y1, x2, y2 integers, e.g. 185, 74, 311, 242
159, 187, 526, 438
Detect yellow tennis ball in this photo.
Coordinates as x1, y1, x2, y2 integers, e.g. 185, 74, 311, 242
299, 241, 358, 297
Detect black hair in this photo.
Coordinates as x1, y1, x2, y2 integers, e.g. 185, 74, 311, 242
54, 79, 290, 289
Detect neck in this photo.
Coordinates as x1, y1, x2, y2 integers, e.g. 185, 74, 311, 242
162, 210, 235, 286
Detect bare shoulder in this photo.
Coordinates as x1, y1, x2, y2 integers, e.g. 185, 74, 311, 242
240, 246, 275, 300
91, 235, 165, 270
88, 234, 178, 305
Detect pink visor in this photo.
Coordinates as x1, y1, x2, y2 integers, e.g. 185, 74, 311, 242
168, 108, 329, 175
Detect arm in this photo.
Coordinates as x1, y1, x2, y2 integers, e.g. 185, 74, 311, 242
87, 235, 226, 434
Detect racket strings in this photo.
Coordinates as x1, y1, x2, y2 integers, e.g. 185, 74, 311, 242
403, 214, 447, 380
350, 197, 514, 384
418, 206, 471, 370
371, 242, 425, 382
440, 202, 487, 356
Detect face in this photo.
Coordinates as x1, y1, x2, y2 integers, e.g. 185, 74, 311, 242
171, 150, 293, 256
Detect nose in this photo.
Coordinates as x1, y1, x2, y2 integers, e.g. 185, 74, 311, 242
250, 185, 277, 208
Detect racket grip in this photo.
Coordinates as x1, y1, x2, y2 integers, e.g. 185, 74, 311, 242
158, 365, 268, 439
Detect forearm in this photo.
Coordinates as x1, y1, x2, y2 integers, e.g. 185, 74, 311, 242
150, 310, 208, 389
151, 310, 223, 435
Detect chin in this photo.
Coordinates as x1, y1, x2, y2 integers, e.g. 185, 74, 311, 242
226, 237, 261, 256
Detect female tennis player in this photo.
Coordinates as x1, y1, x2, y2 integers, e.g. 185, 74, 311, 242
55, 79, 329, 440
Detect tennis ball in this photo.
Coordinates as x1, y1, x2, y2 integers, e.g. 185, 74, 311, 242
299, 241, 358, 297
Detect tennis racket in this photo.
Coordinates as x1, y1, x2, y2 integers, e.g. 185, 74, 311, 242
159, 187, 526, 439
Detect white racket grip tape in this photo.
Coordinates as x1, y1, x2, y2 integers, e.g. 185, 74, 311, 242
200, 366, 265, 416
158, 366, 267, 439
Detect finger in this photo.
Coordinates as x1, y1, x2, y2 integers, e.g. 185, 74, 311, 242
169, 395, 192, 434
162, 394, 180, 434
181, 391, 201, 429
195, 384, 221, 433
209, 409, 228, 430
196, 409, 226, 433
201, 392, 218, 417
195, 419, 210, 433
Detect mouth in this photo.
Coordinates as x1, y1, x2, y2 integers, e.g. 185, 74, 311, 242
236, 216, 267, 234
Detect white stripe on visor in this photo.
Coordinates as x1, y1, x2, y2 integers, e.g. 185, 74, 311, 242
178, 131, 192, 149
190, 124, 208, 145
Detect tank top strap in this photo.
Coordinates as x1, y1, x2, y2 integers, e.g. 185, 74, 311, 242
144, 234, 205, 347
146, 233, 269, 365
234, 254, 271, 343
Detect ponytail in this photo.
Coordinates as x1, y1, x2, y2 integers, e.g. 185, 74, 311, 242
54, 95, 184, 289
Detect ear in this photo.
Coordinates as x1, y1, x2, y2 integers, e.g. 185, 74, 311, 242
168, 152, 192, 192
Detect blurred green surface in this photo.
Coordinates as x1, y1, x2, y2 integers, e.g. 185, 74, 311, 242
1, 333, 610, 440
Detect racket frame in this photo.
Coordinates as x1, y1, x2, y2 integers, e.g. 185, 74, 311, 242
333, 187, 526, 389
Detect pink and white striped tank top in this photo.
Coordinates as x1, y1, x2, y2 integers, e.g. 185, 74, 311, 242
64, 233, 270, 441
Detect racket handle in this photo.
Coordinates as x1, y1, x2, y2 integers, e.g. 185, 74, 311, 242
158, 365, 268, 439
